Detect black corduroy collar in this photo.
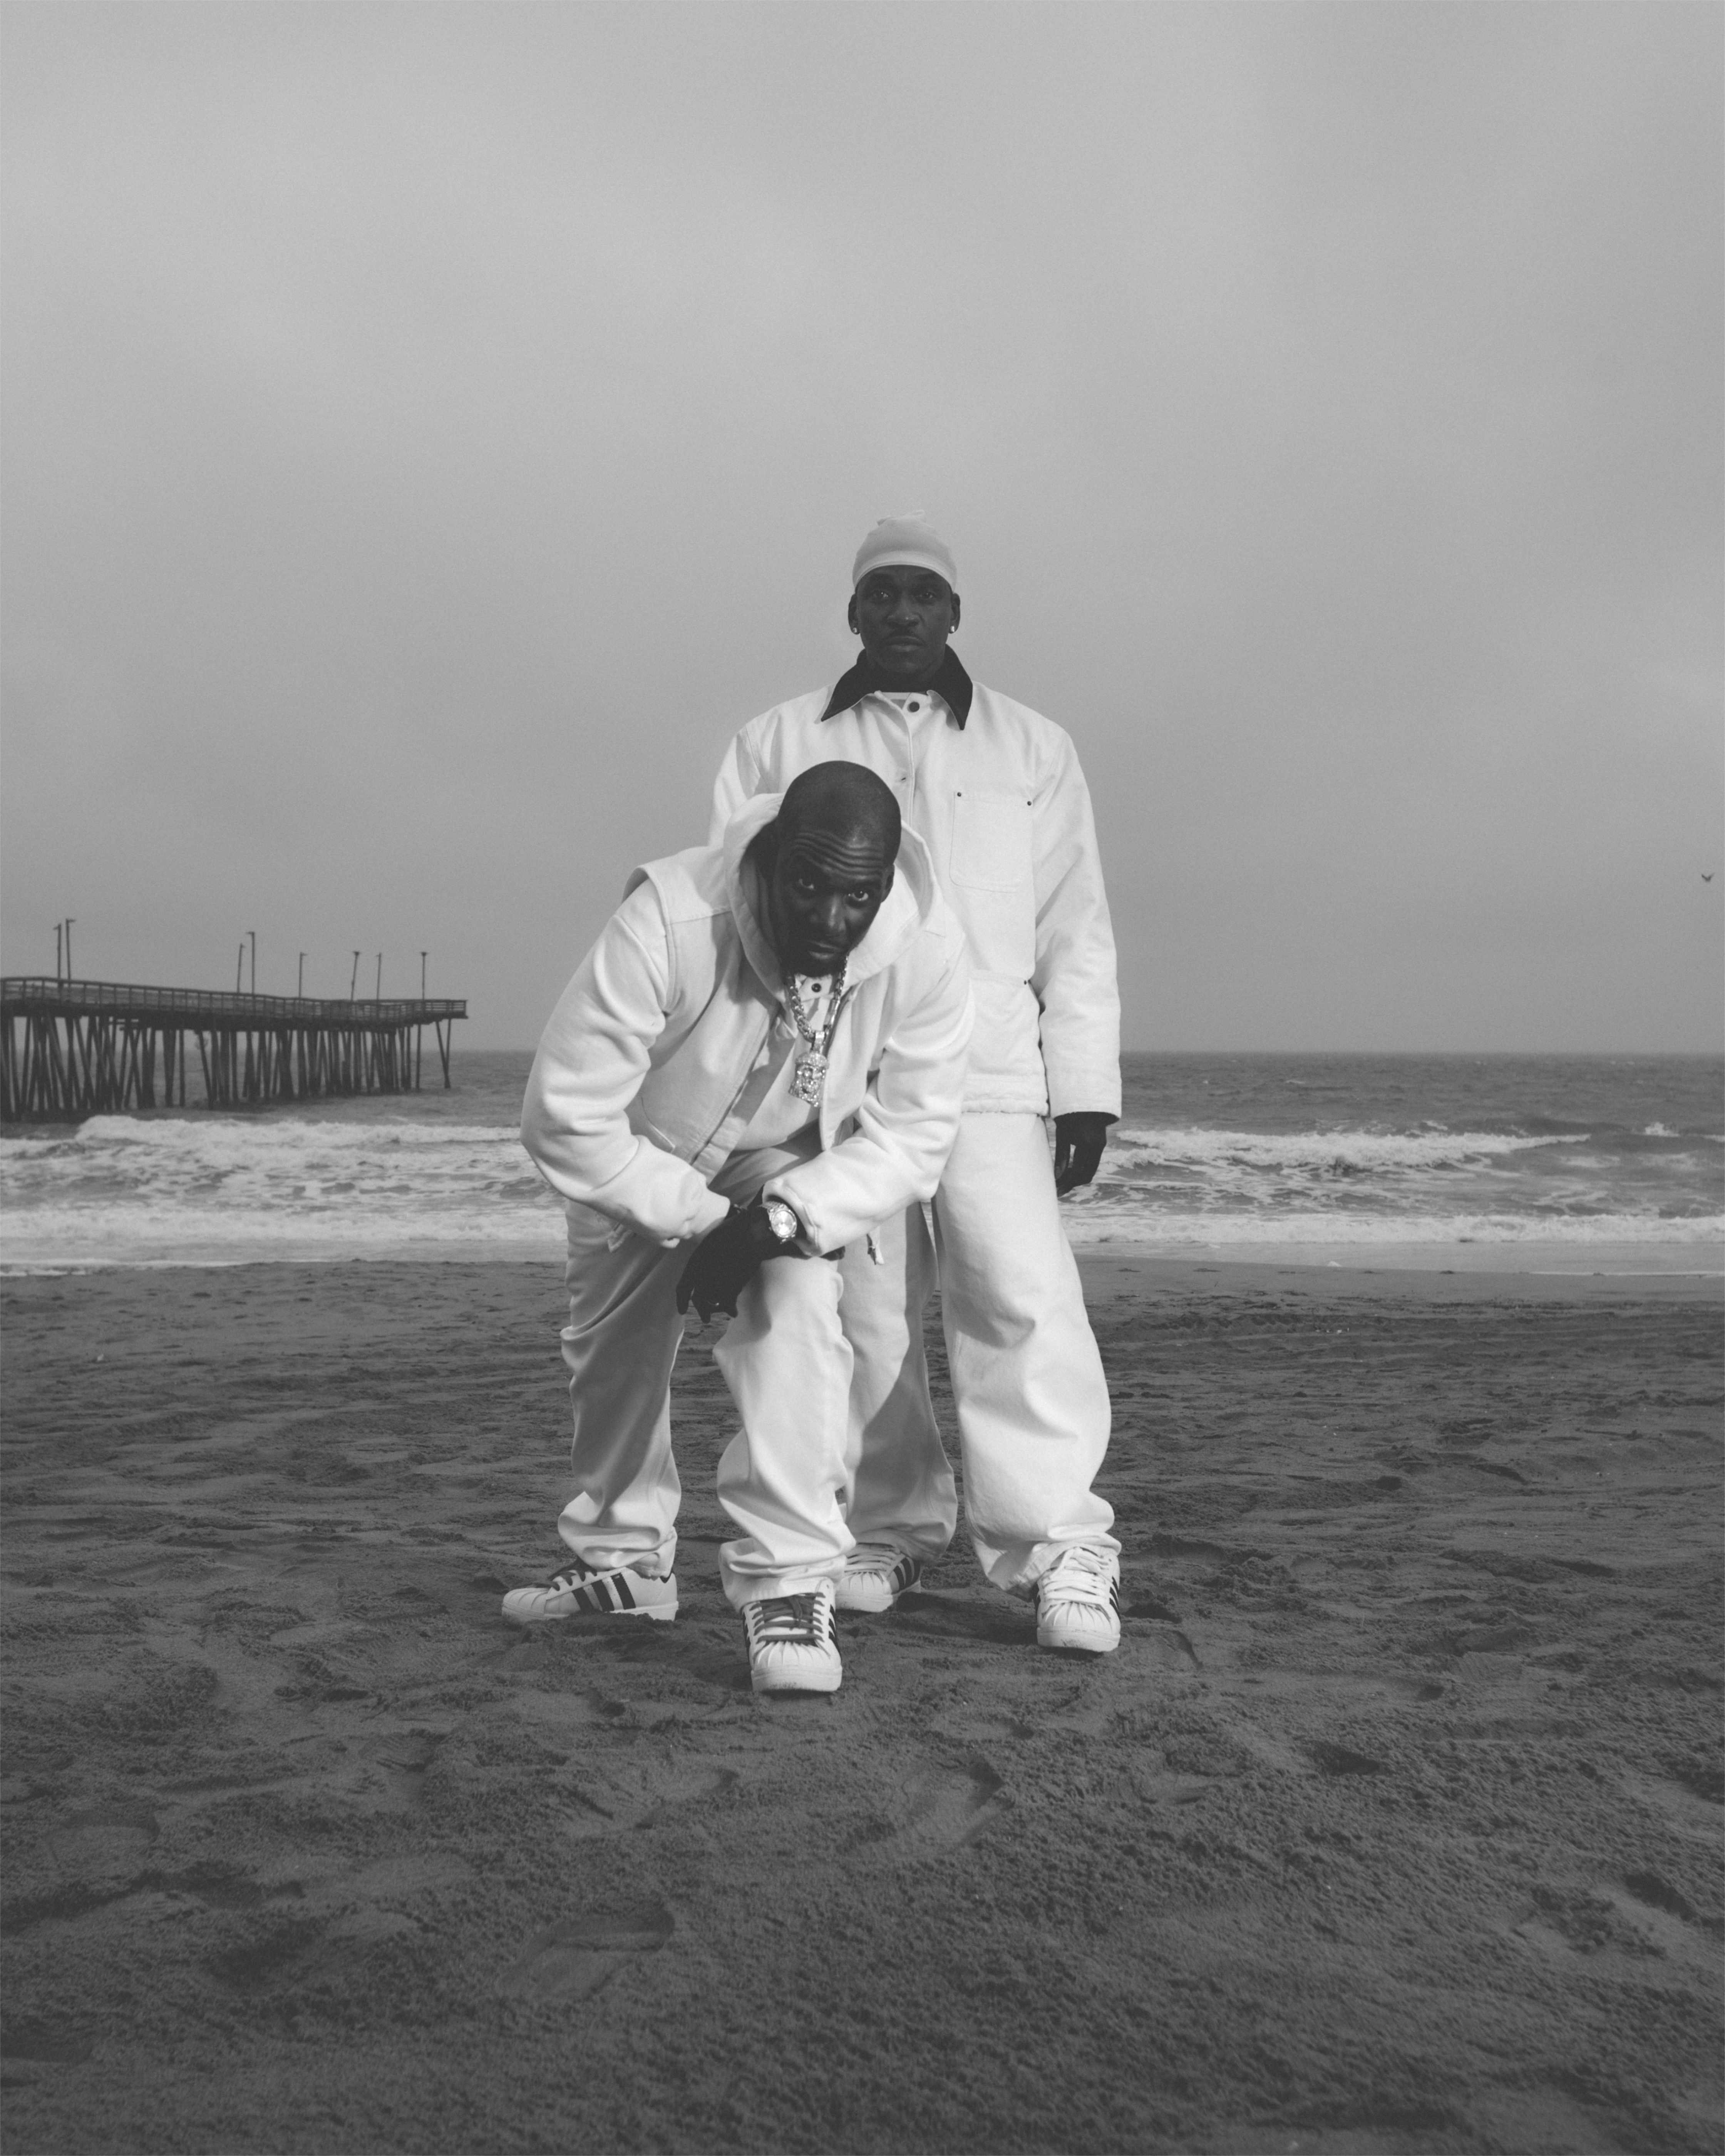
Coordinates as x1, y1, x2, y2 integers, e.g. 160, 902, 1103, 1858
817, 646, 973, 728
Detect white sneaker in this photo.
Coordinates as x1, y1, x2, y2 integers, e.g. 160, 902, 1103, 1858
1035, 1545, 1121, 1654
743, 1582, 842, 1694
501, 1559, 678, 1626
834, 1543, 922, 1614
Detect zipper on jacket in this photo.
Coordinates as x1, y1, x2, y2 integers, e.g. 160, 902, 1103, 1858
687, 1004, 777, 1171
815, 980, 865, 1149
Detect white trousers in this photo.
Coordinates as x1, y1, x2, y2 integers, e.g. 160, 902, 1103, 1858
550, 1117, 1114, 1607
835, 1112, 1117, 1596
553, 1145, 856, 1609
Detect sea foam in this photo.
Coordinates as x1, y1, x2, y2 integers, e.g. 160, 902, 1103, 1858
1, 1098, 1719, 1269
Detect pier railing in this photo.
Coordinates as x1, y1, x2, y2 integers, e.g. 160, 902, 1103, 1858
0, 978, 468, 1122
1, 978, 467, 1025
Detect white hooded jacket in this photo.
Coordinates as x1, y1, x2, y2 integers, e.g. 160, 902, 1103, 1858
710, 673, 1120, 1120
521, 795, 973, 1255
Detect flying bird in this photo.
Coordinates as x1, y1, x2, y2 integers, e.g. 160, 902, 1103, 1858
1705, 872, 1716, 882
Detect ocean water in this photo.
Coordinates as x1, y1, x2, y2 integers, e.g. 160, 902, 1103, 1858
1, 1051, 1719, 1272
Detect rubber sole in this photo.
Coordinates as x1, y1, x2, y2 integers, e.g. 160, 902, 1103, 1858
834, 1556, 921, 1614
501, 1580, 678, 1625
750, 1659, 843, 1694
833, 1580, 897, 1614
1035, 1619, 1119, 1654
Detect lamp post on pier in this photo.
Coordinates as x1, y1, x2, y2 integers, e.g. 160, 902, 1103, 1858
54, 924, 62, 981
248, 931, 256, 996
64, 920, 74, 979
421, 951, 427, 998
350, 952, 360, 1001
298, 953, 306, 998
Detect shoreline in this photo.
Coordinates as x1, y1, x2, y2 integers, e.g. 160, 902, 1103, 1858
1078, 1251, 1725, 1305
4, 1244, 1721, 1292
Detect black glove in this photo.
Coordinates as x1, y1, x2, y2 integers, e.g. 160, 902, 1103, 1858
1053, 1111, 1113, 1197
675, 1198, 802, 1324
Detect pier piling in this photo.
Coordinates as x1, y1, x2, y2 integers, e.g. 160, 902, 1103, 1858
0, 979, 467, 1122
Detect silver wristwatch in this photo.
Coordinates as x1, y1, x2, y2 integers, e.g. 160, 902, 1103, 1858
763, 1198, 801, 1245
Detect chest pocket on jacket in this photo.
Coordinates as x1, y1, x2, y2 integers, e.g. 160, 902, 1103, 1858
950, 789, 1032, 891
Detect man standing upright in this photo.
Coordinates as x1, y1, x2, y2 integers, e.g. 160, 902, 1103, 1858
709, 517, 1123, 1653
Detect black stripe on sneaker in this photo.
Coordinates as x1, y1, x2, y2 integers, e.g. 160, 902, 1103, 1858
613, 1572, 636, 1612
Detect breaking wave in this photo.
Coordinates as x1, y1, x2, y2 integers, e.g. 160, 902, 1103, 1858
1, 1064, 1719, 1269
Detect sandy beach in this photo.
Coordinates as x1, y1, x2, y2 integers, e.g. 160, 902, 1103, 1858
2, 1255, 1720, 2155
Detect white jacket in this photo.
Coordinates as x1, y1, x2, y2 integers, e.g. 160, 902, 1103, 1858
521, 795, 973, 1255
710, 672, 1120, 1119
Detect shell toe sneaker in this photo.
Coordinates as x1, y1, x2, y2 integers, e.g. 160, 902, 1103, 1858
501, 1560, 678, 1626
834, 1543, 923, 1614
1034, 1544, 1121, 1655
744, 1582, 842, 1693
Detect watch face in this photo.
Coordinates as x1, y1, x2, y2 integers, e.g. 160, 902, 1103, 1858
765, 1200, 798, 1242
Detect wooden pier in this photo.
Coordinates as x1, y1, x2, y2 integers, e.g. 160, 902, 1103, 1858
0, 978, 467, 1123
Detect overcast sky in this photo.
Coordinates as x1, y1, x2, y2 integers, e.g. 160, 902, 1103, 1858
3, 1, 1720, 1052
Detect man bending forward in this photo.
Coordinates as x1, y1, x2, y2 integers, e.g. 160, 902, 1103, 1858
509, 763, 971, 1694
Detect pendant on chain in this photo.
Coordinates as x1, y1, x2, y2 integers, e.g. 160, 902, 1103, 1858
785, 962, 844, 1109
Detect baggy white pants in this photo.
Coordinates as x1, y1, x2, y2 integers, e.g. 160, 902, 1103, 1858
553, 1145, 855, 1609
834, 1111, 1117, 1596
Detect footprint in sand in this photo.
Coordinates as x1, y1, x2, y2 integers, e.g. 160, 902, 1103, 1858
562, 1762, 738, 1836
1302, 1739, 1389, 1778
936, 1692, 1108, 1741
1234, 1670, 1436, 1711
1622, 1870, 1706, 1925
931, 1708, 1037, 1743
1510, 1871, 1720, 1983
859, 1758, 1010, 1861
496, 1898, 674, 2000
0, 2020, 95, 2090
1132, 1769, 1214, 1808
490, 1636, 549, 1676
1624, 1761, 1725, 1830
1128, 1594, 1182, 1622
48, 1802, 159, 1879
1138, 1627, 1202, 1673
1620, 1869, 1724, 1944
0, 2023, 94, 2065
636, 1766, 737, 1827
208, 1906, 420, 1995
198, 1853, 469, 2000
365, 1729, 448, 1803
3, 1859, 297, 1936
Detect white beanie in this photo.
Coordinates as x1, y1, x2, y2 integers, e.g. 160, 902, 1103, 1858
851, 515, 958, 591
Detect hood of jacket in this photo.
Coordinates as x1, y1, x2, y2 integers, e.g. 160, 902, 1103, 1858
718, 791, 942, 1000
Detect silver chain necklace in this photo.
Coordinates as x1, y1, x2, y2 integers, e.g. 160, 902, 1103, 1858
783, 960, 847, 1106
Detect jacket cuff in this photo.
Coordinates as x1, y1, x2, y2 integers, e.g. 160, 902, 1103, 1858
1044, 1070, 1123, 1121
573, 1139, 732, 1244
686, 1186, 732, 1239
